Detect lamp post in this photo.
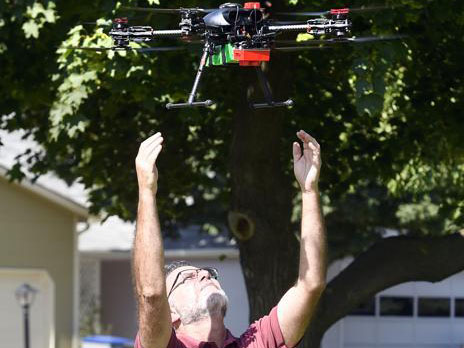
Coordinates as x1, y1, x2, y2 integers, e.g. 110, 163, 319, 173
15, 284, 38, 348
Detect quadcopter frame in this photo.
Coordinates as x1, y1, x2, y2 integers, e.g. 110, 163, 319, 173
95, 2, 399, 110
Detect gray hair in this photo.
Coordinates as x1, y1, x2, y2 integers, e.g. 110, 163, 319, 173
164, 260, 192, 278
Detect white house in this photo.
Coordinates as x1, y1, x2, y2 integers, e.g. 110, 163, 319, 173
0, 130, 88, 348
0, 166, 87, 348
322, 258, 464, 348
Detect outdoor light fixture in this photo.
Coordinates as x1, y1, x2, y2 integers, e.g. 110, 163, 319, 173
15, 283, 38, 348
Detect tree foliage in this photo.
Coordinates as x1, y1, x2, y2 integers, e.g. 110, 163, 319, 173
2, 0, 462, 232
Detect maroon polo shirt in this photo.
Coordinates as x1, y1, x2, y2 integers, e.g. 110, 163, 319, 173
134, 306, 289, 348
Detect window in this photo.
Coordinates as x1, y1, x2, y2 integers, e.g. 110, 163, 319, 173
418, 297, 450, 317
380, 296, 413, 316
455, 298, 464, 317
349, 297, 376, 316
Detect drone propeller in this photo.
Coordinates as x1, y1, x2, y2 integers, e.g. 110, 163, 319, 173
273, 46, 333, 52
276, 5, 392, 17
61, 46, 191, 52
277, 10, 328, 17
276, 35, 406, 45
80, 21, 112, 26
119, 6, 215, 14
80, 15, 148, 26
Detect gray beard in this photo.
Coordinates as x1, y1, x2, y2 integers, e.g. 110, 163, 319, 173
175, 290, 229, 325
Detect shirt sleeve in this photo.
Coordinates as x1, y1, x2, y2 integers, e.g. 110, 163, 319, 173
134, 329, 181, 348
239, 306, 289, 348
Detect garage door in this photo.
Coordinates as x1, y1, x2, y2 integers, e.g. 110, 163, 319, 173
0, 268, 55, 348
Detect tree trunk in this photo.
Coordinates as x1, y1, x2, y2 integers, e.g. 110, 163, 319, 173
302, 233, 464, 348
228, 53, 298, 320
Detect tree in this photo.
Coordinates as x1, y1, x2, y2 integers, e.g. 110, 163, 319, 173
1, 0, 464, 347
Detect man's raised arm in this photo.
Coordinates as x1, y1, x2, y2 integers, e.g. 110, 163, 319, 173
277, 130, 327, 348
133, 132, 172, 348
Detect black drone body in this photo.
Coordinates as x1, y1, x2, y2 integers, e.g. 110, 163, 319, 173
73, 2, 401, 109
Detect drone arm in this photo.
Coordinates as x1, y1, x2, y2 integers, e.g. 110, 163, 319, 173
267, 24, 309, 32
152, 29, 185, 37
267, 20, 351, 36
109, 28, 186, 45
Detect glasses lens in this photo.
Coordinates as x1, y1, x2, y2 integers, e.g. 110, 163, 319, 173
204, 267, 218, 279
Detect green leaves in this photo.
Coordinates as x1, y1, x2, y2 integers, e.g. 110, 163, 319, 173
22, 2, 58, 39
22, 21, 40, 39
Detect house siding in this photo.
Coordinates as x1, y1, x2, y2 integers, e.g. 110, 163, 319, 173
0, 177, 76, 348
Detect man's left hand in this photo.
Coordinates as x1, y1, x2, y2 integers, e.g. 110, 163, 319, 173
293, 130, 321, 193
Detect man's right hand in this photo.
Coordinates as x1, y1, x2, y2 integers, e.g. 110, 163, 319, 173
135, 132, 164, 194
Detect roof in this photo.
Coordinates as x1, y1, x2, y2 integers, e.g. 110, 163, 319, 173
0, 129, 88, 218
0, 165, 88, 218
78, 216, 237, 253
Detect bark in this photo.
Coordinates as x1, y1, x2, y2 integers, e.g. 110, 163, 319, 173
302, 233, 464, 348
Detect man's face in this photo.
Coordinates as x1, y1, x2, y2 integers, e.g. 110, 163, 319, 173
166, 266, 229, 325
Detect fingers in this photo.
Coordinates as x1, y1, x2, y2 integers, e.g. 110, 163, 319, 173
139, 133, 163, 155
140, 132, 162, 151
296, 130, 321, 168
136, 132, 164, 172
296, 130, 320, 152
149, 144, 163, 163
292, 142, 301, 162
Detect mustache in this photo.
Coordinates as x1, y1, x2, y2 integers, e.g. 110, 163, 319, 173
200, 282, 221, 291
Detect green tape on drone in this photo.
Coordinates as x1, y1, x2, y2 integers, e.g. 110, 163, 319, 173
207, 44, 238, 66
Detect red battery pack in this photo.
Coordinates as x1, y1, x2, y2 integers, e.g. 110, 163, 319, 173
330, 8, 349, 15
244, 2, 261, 9
233, 49, 271, 66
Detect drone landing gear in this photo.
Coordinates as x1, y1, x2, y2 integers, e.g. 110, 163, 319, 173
166, 47, 215, 109
251, 67, 294, 109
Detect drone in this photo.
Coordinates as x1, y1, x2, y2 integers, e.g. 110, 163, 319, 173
71, 2, 401, 109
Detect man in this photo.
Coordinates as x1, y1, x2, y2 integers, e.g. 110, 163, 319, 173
133, 130, 326, 348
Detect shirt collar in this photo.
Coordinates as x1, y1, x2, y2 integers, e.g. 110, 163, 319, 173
177, 329, 238, 348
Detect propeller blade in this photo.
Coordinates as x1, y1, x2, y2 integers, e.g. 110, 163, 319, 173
276, 6, 393, 17
348, 5, 392, 14
345, 35, 406, 43
273, 46, 333, 52
80, 15, 149, 26
120, 6, 214, 14
61, 46, 199, 53
80, 21, 111, 26
276, 35, 406, 45
137, 46, 189, 52
275, 11, 329, 17
61, 46, 119, 51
